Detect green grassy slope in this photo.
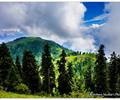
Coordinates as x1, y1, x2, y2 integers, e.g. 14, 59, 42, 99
0, 90, 100, 98
0, 90, 41, 98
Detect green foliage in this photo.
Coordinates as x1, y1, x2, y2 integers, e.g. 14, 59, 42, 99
7, 37, 73, 63
108, 52, 118, 94
6, 65, 22, 91
64, 53, 96, 93
0, 43, 17, 90
0, 37, 110, 98
71, 77, 81, 92
94, 44, 108, 94
14, 83, 31, 94
58, 50, 71, 95
84, 64, 94, 92
116, 55, 120, 93
41, 44, 55, 94
16, 56, 22, 80
107, 52, 120, 96
22, 50, 41, 94
57, 91, 100, 98
0, 90, 42, 98
0, 90, 102, 98
0, 86, 4, 90
67, 62, 73, 81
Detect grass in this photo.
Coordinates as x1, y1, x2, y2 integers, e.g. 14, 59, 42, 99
0, 90, 101, 98
0, 90, 42, 98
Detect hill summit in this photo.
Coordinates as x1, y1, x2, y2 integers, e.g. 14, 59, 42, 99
6, 37, 74, 63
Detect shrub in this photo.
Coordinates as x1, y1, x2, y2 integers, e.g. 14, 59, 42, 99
0, 86, 4, 90
14, 83, 31, 94
53, 88, 60, 97
35, 91, 48, 97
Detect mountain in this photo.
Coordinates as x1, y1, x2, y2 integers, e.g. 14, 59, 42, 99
6, 37, 74, 63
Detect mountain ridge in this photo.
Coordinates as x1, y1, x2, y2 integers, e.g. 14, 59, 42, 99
5, 36, 74, 63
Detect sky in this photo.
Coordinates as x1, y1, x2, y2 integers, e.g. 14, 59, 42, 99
0, 2, 120, 55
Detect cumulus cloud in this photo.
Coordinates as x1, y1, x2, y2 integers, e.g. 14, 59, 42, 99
0, 3, 26, 28
100, 2, 120, 54
64, 37, 96, 52
91, 24, 104, 29
0, 2, 96, 52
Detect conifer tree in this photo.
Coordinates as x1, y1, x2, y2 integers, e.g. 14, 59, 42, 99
0, 43, 14, 89
116, 55, 120, 93
67, 62, 73, 82
108, 52, 118, 93
84, 59, 94, 92
94, 44, 107, 94
6, 64, 22, 91
84, 65, 92, 91
16, 56, 22, 79
22, 50, 41, 94
58, 50, 71, 95
41, 44, 55, 95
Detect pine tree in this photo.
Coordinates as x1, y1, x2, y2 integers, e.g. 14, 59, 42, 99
41, 44, 55, 95
0, 43, 14, 89
6, 64, 22, 91
94, 44, 107, 94
16, 56, 22, 79
67, 62, 73, 82
84, 59, 94, 92
84, 65, 93, 91
58, 50, 71, 95
108, 52, 118, 94
22, 50, 41, 94
116, 55, 120, 93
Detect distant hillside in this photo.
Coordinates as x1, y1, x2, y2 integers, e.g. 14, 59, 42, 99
6, 37, 74, 63
53, 53, 96, 80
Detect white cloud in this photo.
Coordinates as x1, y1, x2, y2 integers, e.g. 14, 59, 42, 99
100, 2, 120, 54
0, 2, 96, 52
67, 37, 96, 52
91, 24, 104, 29
0, 3, 26, 28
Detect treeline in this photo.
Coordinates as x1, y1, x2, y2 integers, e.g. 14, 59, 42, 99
85, 44, 120, 97
0, 42, 120, 97
0, 43, 72, 96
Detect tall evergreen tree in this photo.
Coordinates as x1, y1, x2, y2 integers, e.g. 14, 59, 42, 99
94, 44, 107, 94
41, 44, 55, 95
16, 56, 22, 79
0, 43, 14, 88
84, 65, 93, 91
108, 52, 118, 93
6, 64, 22, 91
116, 55, 120, 93
67, 62, 73, 82
84, 59, 94, 92
22, 50, 41, 94
58, 50, 71, 95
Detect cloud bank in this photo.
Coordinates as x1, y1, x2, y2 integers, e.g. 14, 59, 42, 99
100, 2, 120, 54
0, 2, 96, 52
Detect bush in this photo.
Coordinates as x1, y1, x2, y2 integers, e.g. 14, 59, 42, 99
0, 86, 4, 90
35, 91, 49, 97
14, 83, 31, 94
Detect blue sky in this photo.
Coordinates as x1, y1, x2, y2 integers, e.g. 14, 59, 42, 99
83, 2, 107, 27
0, 2, 120, 54
83, 2, 105, 20
82, 2, 106, 48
